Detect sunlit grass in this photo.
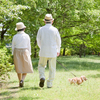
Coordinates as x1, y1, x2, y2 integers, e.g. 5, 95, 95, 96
0, 55, 100, 100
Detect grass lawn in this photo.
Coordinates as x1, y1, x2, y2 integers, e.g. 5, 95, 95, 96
0, 55, 100, 100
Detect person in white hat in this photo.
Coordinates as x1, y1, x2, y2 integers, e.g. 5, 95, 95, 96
37, 14, 61, 88
12, 22, 33, 87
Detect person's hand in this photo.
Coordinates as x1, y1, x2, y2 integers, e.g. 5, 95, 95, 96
57, 52, 60, 56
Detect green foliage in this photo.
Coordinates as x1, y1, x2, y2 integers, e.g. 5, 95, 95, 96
1, 0, 100, 58
0, 46, 14, 81
0, 0, 30, 42
60, 48, 76, 56
0, 0, 30, 22
60, 48, 64, 56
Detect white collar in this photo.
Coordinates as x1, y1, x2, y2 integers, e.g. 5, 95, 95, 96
45, 24, 52, 25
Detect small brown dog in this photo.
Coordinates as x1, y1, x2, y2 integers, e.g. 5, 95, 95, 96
68, 76, 87, 85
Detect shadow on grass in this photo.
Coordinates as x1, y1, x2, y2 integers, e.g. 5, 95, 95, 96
8, 80, 30, 84
0, 96, 40, 100
0, 91, 10, 96
19, 97, 40, 100
0, 86, 41, 100
0, 97, 14, 100
88, 74, 100, 78
7, 86, 41, 90
32, 56, 100, 71
56, 59, 100, 71
20, 86, 41, 90
8, 80, 18, 83
0, 90, 18, 96
8, 86, 19, 89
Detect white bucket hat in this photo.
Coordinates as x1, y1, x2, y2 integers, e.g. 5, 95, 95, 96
15, 22, 26, 31
44, 14, 54, 22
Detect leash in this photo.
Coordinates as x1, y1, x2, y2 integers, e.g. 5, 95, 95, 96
56, 60, 77, 77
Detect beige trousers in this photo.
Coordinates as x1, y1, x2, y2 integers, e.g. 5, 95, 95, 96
38, 57, 56, 87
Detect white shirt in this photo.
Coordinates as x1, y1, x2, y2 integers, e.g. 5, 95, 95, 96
37, 24, 61, 57
12, 31, 31, 55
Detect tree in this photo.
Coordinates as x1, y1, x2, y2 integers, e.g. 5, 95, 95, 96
1, 0, 100, 58
52, 0, 100, 57
0, 0, 30, 42
16, 0, 100, 57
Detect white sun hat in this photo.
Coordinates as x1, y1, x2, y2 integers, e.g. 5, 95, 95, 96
15, 22, 26, 31
44, 14, 54, 22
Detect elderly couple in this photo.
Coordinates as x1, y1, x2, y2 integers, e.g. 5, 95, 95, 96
12, 14, 61, 88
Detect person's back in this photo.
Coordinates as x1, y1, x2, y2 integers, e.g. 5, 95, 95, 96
13, 31, 29, 48
38, 24, 59, 57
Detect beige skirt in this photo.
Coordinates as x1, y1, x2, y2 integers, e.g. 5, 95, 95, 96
14, 48, 33, 73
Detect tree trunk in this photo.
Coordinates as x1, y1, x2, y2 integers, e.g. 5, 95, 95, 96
1, 25, 9, 42
83, 44, 86, 57
34, 40, 37, 58
79, 44, 82, 58
1, 31, 5, 42
63, 48, 65, 56
98, 52, 100, 56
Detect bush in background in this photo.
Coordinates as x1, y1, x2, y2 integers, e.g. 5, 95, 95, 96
0, 46, 14, 82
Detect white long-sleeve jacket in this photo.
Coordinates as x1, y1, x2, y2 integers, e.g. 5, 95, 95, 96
36, 24, 61, 57
12, 31, 31, 55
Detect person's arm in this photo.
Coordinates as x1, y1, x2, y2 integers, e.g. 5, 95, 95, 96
36, 28, 41, 48
12, 37, 15, 55
56, 30, 61, 56
27, 35, 31, 55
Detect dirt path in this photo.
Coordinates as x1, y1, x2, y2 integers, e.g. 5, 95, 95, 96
0, 83, 19, 100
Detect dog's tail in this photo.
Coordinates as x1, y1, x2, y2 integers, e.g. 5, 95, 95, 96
68, 78, 72, 82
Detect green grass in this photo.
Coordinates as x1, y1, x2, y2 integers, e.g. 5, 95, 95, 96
0, 55, 100, 100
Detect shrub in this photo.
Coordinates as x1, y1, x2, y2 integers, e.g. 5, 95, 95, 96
0, 46, 14, 81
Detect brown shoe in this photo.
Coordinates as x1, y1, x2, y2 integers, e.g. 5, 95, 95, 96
20, 80, 24, 87
39, 78, 45, 88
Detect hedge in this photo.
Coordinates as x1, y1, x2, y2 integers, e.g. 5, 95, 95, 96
0, 46, 14, 82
